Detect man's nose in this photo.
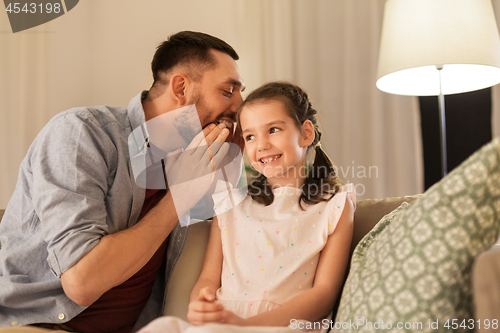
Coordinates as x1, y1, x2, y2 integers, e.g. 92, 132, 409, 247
230, 93, 243, 113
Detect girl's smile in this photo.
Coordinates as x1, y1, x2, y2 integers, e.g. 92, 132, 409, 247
258, 154, 282, 165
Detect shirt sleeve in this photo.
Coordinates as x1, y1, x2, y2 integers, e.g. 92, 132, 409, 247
327, 184, 354, 235
31, 111, 117, 278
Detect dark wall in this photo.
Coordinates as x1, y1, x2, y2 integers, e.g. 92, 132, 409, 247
419, 88, 492, 190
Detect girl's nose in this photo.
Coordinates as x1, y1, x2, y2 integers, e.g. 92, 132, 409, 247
257, 137, 272, 151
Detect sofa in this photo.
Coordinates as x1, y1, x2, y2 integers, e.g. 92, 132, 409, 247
1, 193, 499, 333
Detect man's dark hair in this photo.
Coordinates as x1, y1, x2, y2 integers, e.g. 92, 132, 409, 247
151, 31, 239, 85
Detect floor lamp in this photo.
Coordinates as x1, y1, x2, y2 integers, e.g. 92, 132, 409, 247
376, 0, 500, 178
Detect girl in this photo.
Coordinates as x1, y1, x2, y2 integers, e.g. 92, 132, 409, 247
140, 82, 355, 332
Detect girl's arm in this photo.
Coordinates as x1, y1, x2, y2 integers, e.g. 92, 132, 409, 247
187, 216, 225, 325
227, 195, 355, 327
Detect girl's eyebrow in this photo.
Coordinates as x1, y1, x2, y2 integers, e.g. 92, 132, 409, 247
242, 120, 286, 135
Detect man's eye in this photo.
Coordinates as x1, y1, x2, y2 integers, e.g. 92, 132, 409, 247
270, 127, 281, 134
245, 134, 254, 141
223, 90, 233, 97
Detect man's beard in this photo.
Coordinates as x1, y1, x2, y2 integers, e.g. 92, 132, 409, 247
192, 89, 236, 129
189, 89, 212, 128
170, 90, 209, 145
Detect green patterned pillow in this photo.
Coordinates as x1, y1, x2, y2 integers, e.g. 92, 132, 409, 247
334, 138, 500, 333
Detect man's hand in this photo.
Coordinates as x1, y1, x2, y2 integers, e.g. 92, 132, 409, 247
166, 124, 230, 218
187, 287, 226, 326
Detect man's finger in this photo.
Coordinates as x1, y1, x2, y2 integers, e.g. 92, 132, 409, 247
210, 143, 230, 171
192, 124, 229, 158
203, 123, 229, 146
185, 124, 216, 153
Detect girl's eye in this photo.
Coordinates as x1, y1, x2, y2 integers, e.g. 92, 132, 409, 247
245, 134, 255, 141
270, 127, 281, 134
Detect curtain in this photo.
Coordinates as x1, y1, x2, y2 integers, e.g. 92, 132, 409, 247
0, 0, 424, 208
491, 0, 500, 138
235, 0, 423, 200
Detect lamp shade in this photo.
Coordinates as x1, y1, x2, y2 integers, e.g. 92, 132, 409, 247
376, 0, 500, 96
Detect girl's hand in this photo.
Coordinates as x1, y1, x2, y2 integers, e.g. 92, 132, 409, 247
187, 287, 226, 326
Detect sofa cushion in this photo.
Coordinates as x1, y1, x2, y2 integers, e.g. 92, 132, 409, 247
334, 138, 500, 333
163, 221, 211, 320
351, 196, 420, 254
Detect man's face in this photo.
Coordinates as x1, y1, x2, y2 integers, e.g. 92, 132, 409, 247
189, 49, 245, 131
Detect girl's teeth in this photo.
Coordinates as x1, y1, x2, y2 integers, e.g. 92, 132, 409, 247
261, 155, 281, 163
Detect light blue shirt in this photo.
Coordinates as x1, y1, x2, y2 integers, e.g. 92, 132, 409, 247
0, 92, 187, 331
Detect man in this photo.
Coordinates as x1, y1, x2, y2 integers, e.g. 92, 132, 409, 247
0, 31, 245, 332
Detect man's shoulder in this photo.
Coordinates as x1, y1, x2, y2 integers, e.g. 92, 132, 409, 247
47, 105, 129, 131
29, 105, 132, 156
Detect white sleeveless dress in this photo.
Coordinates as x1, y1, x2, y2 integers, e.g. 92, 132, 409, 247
138, 182, 352, 333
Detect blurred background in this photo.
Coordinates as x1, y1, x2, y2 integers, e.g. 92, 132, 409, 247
2, 0, 500, 208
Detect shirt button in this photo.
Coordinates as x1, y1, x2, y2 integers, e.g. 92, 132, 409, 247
58, 313, 66, 320
11, 321, 18, 326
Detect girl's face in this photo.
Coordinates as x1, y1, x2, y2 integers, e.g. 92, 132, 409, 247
240, 99, 314, 187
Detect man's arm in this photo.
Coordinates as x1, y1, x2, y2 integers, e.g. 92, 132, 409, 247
61, 123, 231, 306
61, 192, 179, 306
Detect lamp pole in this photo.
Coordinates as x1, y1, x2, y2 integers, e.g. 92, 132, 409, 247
437, 65, 447, 177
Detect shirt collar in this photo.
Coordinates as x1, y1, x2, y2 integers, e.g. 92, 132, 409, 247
128, 91, 148, 135
127, 91, 150, 153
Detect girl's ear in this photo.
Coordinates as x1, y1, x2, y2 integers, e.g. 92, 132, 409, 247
300, 120, 315, 147
169, 73, 192, 106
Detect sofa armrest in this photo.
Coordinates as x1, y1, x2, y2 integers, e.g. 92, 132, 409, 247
163, 221, 211, 321
473, 246, 500, 331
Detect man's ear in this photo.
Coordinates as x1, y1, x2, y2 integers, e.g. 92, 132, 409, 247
169, 73, 191, 106
300, 120, 315, 147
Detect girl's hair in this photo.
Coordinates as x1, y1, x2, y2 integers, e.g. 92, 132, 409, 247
236, 81, 341, 210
